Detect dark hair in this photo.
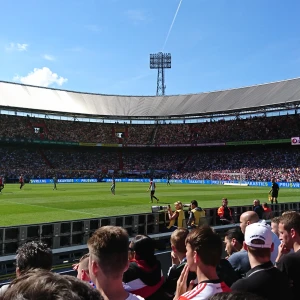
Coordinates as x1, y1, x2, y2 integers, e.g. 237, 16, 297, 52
171, 228, 189, 253
186, 226, 222, 267
88, 226, 129, 278
262, 202, 268, 208
3, 269, 103, 300
209, 291, 265, 300
280, 212, 300, 235
16, 241, 52, 274
131, 235, 157, 267
191, 200, 198, 207
225, 227, 244, 245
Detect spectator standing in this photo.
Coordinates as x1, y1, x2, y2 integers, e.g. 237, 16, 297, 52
252, 200, 264, 219
163, 228, 196, 300
88, 226, 144, 300
270, 217, 280, 237
187, 200, 206, 229
223, 228, 244, 258
0, 241, 53, 296
123, 235, 164, 300
231, 223, 292, 299
167, 201, 186, 231
217, 198, 233, 225
275, 212, 300, 299
174, 226, 231, 300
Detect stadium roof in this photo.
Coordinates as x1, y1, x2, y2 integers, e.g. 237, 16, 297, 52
1, 78, 300, 119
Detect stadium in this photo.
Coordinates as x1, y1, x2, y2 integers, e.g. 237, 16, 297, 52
0, 78, 300, 293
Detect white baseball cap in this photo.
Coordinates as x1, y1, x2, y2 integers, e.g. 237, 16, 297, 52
245, 222, 273, 248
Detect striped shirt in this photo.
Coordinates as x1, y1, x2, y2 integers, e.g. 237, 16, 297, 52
179, 280, 231, 300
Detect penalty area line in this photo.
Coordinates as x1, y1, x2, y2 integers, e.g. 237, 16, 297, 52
0, 199, 101, 217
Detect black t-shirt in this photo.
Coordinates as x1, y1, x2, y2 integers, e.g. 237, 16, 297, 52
231, 261, 293, 300
271, 182, 279, 196
276, 249, 300, 299
253, 205, 264, 219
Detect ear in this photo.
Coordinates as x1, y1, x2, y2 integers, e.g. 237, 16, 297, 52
82, 270, 90, 281
171, 245, 176, 252
16, 267, 21, 277
246, 221, 251, 226
91, 260, 99, 277
243, 241, 248, 251
291, 228, 296, 239
231, 238, 237, 246
193, 251, 199, 264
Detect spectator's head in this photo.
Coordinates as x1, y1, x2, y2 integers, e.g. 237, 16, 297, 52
208, 291, 265, 300
77, 253, 91, 282
239, 211, 259, 234
243, 222, 274, 260
224, 227, 244, 256
174, 201, 183, 210
15, 241, 52, 276
262, 202, 269, 209
88, 226, 129, 284
253, 199, 260, 207
185, 226, 222, 273
171, 228, 189, 255
271, 217, 280, 237
129, 235, 156, 267
279, 212, 300, 250
222, 198, 228, 207
190, 200, 198, 209
2, 269, 103, 300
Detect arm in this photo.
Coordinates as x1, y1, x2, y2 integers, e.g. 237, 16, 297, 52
187, 211, 194, 226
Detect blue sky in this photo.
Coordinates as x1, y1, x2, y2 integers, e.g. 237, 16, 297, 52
0, 0, 299, 96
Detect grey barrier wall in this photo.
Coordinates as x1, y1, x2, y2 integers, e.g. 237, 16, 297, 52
0, 201, 297, 257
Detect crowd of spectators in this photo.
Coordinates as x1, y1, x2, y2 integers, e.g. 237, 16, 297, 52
0, 145, 299, 182
0, 114, 300, 145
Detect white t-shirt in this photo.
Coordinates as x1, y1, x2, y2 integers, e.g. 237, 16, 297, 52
126, 293, 144, 300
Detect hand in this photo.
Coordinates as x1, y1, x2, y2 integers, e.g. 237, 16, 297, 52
174, 264, 194, 300
72, 263, 79, 271
276, 242, 291, 261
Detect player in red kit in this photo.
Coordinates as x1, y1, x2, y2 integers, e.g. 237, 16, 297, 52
0, 176, 4, 193
19, 175, 25, 189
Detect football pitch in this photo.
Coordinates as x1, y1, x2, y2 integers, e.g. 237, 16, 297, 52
0, 182, 299, 227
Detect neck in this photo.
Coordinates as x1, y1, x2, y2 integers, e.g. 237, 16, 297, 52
248, 253, 270, 268
293, 241, 300, 252
96, 277, 128, 300
196, 265, 219, 283
177, 252, 186, 263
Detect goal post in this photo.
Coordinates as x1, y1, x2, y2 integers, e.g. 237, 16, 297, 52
211, 172, 248, 186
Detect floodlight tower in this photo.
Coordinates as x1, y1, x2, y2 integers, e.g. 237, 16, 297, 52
150, 52, 171, 96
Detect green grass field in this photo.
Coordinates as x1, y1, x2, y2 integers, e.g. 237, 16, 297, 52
0, 182, 299, 227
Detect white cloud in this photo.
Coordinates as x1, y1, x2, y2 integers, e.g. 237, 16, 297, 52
6, 43, 28, 51
43, 54, 55, 61
13, 67, 68, 87
125, 9, 147, 22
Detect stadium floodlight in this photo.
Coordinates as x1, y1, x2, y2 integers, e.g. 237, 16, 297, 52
150, 52, 171, 96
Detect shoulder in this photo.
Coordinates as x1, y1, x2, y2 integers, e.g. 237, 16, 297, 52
231, 278, 249, 291
228, 250, 247, 263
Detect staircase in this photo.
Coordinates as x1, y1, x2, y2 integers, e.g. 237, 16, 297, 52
38, 148, 54, 168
